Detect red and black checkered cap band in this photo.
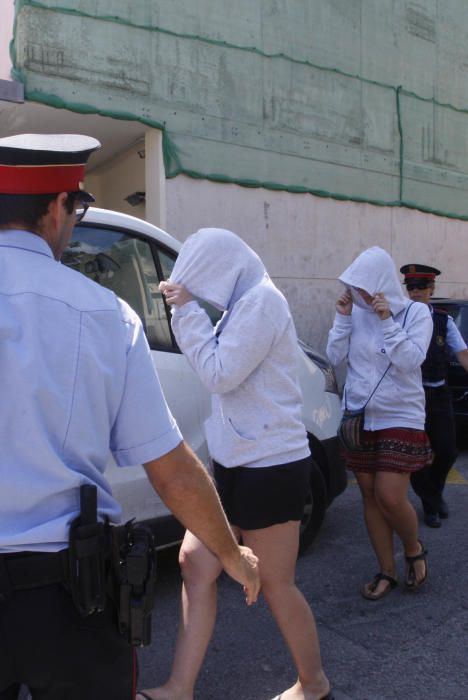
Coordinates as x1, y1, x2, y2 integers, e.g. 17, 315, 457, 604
400, 263, 440, 280
403, 272, 437, 280
0, 163, 86, 195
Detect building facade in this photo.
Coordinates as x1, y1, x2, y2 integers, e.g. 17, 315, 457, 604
2, 0, 468, 349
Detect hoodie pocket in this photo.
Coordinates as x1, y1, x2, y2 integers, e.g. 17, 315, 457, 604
226, 417, 257, 443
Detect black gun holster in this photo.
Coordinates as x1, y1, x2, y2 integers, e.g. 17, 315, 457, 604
68, 485, 157, 646
110, 520, 157, 647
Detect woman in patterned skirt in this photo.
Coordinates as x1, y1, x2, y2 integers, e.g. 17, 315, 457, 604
327, 247, 433, 600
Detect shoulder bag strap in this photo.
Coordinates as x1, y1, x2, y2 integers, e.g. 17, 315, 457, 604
345, 301, 415, 409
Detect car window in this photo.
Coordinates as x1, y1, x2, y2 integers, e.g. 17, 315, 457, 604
63, 225, 173, 350
159, 248, 177, 282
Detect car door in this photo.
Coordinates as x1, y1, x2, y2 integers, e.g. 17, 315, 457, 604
62, 221, 211, 523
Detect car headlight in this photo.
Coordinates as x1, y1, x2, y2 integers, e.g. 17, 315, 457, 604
298, 339, 339, 395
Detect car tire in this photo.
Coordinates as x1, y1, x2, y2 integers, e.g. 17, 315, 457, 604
298, 457, 327, 555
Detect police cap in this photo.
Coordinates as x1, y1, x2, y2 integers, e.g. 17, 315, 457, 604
400, 263, 441, 285
0, 133, 100, 201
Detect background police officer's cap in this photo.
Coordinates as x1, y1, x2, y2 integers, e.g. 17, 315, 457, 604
0, 133, 101, 202
400, 263, 441, 285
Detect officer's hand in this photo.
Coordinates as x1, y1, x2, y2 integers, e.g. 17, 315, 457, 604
336, 289, 353, 316
223, 545, 260, 605
159, 281, 194, 306
372, 292, 391, 320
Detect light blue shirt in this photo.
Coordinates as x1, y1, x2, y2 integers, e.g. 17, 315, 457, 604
446, 315, 467, 354
0, 230, 182, 553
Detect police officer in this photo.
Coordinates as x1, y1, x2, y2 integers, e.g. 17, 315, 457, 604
0, 133, 260, 700
400, 264, 468, 528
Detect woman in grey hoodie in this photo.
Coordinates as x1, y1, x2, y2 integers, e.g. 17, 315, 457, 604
327, 247, 433, 601
138, 229, 333, 700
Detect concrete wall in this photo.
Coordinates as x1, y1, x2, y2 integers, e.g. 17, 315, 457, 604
167, 176, 468, 352
85, 141, 146, 218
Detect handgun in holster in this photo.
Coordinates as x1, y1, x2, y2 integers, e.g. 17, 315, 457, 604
68, 484, 107, 617
114, 520, 157, 647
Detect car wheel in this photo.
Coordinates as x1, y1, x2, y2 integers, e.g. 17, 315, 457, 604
298, 458, 327, 555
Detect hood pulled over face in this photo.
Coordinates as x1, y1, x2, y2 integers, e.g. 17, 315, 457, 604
339, 246, 407, 316
169, 228, 267, 309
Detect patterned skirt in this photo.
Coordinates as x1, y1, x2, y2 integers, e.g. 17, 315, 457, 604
344, 427, 433, 474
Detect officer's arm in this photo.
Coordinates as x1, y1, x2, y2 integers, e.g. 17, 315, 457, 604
142, 442, 260, 604
455, 348, 468, 372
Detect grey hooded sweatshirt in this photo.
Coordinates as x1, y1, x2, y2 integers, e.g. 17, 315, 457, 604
327, 247, 433, 430
170, 228, 309, 468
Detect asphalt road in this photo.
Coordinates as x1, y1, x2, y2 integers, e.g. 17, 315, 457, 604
137, 448, 468, 700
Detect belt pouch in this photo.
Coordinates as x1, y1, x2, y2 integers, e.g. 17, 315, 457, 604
68, 485, 107, 616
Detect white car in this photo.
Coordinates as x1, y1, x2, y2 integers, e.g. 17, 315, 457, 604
63, 208, 346, 552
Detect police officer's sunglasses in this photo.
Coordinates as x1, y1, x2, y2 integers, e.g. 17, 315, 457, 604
75, 201, 89, 224
406, 281, 431, 291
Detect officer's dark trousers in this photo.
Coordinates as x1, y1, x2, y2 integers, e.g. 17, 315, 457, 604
411, 385, 457, 515
0, 582, 136, 700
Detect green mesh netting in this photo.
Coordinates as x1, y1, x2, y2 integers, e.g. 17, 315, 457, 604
10, 0, 468, 221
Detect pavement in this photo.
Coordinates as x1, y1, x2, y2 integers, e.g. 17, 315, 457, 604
137, 447, 468, 700
19, 450, 468, 699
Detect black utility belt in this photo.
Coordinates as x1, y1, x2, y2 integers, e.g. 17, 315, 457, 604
0, 550, 69, 601
0, 493, 157, 648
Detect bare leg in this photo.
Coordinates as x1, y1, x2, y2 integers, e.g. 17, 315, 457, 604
374, 472, 426, 584
356, 470, 426, 592
137, 531, 224, 700
355, 472, 396, 596
242, 521, 330, 700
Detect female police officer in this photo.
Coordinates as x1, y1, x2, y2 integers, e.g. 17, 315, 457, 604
401, 264, 468, 528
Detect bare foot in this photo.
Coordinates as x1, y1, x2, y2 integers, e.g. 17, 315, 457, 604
270, 678, 331, 700
405, 542, 428, 590
136, 691, 167, 700
361, 572, 398, 600
136, 688, 191, 700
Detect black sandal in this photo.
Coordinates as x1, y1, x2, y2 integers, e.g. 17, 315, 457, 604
405, 542, 428, 591
361, 572, 398, 600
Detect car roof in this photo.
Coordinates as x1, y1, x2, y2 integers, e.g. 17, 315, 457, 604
81, 207, 182, 253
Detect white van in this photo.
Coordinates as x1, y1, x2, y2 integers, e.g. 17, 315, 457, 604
63, 208, 346, 552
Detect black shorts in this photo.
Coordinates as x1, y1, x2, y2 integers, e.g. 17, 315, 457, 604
0, 583, 135, 700
213, 456, 312, 530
